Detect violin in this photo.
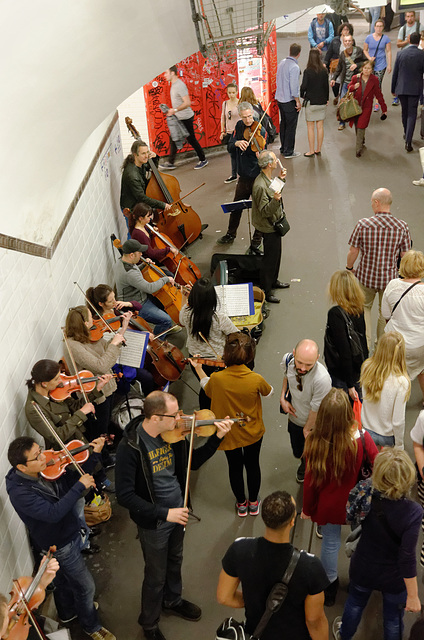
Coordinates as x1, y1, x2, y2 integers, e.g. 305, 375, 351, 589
89, 312, 122, 342
161, 409, 250, 443
7, 547, 56, 640
49, 370, 121, 402
184, 356, 225, 368
41, 439, 90, 480
243, 121, 266, 152
125, 116, 204, 246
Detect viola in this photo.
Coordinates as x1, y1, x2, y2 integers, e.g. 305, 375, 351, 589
145, 223, 201, 286
243, 121, 266, 152
49, 370, 121, 401
161, 409, 250, 444
7, 547, 56, 640
184, 356, 225, 368
89, 312, 122, 342
125, 116, 204, 246
41, 439, 90, 480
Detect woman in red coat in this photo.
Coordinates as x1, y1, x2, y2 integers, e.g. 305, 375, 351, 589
348, 60, 387, 157
301, 388, 378, 607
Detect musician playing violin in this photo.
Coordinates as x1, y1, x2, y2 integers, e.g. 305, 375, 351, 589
0, 556, 59, 640
217, 102, 267, 255
115, 390, 232, 640
130, 202, 177, 273
86, 284, 157, 395
6, 436, 116, 640
114, 239, 179, 336
120, 140, 172, 217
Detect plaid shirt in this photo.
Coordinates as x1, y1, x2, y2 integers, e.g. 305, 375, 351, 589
349, 213, 411, 290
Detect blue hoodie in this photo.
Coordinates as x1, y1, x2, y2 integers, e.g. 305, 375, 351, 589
6, 453, 100, 550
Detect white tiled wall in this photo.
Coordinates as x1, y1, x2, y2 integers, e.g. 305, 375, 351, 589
118, 86, 150, 157
0, 118, 126, 593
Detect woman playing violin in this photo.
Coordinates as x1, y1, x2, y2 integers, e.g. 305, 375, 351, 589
192, 332, 273, 517
86, 284, 157, 396
179, 278, 239, 409
130, 203, 177, 273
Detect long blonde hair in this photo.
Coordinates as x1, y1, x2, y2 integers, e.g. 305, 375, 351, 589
328, 270, 365, 316
360, 331, 411, 403
303, 388, 358, 487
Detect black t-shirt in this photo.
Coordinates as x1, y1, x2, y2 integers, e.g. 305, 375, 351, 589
222, 538, 329, 640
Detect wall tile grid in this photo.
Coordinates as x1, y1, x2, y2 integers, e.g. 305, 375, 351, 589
118, 86, 150, 157
0, 119, 126, 593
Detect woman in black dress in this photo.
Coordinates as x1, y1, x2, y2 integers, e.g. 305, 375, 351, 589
300, 49, 329, 156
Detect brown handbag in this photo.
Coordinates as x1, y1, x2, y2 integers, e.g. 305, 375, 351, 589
84, 494, 112, 526
337, 90, 362, 121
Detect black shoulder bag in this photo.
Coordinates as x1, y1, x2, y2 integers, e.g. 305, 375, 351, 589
389, 281, 421, 318
216, 549, 301, 640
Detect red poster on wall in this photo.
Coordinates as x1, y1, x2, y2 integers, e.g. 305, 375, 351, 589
143, 26, 278, 157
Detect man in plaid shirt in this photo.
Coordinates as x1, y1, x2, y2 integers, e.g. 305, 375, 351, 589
346, 188, 412, 346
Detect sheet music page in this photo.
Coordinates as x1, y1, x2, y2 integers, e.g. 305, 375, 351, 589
215, 283, 254, 317
115, 330, 148, 368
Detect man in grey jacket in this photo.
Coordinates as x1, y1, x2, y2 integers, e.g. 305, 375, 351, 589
114, 239, 175, 335
252, 150, 290, 303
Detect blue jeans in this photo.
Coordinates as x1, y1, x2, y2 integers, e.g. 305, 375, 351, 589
365, 428, 395, 448
138, 521, 184, 630
369, 7, 381, 33
52, 536, 100, 633
340, 582, 406, 640
320, 523, 341, 582
339, 82, 348, 125
139, 298, 173, 336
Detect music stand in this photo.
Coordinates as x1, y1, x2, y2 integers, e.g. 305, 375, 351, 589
221, 199, 253, 246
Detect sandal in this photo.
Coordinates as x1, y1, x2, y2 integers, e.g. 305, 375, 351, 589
304, 152, 315, 157
314, 151, 321, 155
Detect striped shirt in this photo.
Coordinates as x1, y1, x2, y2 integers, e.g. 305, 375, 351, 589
349, 213, 411, 290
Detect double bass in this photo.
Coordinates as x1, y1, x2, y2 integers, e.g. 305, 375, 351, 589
125, 116, 204, 246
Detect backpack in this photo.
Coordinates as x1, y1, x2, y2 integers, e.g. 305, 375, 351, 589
400, 22, 420, 40
253, 104, 277, 143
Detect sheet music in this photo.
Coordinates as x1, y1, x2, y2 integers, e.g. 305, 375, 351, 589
115, 330, 148, 368
215, 283, 254, 317
269, 177, 285, 193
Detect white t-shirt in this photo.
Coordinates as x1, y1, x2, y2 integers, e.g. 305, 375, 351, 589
361, 374, 409, 447
281, 354, 332, 427
170, 78, 194, 120
381, 279, 424, 350
410, 410, 424, 444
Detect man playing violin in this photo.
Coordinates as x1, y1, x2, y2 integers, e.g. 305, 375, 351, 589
6, 436, 116, 640
114, 238, 179, 336
217, 102, 266, 255
0, 556, 59, 639
115, 390, 232, 640
120, 140, 173, 216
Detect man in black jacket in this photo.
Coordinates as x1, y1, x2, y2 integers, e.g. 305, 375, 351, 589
391, 32, 424, 152
115, 390, 232, 640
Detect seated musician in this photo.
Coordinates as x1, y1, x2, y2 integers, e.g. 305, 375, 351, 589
6, 436, 115, 640
86, 283, 157, 395
113, 239, 179, 336
25, 358, 114, 493
120, 140, 172, 221
179, 277, 239, 409
130, 202, 176, 275
0, 556, 59, 640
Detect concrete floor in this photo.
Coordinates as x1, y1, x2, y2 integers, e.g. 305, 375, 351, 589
69, 21, 424, 640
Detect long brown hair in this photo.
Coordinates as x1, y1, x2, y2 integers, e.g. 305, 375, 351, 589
306, 48, 325, 74
328, 270, 364, 316
65, 306, 91, 344
303, 388, 357, 487
130, 202, 152, 234
239, 86, 258, 105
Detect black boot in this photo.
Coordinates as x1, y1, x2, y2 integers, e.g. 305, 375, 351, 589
324, 577, 339, 607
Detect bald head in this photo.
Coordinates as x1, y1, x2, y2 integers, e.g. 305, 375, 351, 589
293, 339, 319, 375
371, 188, 392, 211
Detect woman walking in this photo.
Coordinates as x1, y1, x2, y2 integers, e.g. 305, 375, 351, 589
360, 331, 410, 448
347, 60, 387, 156
300, 49, 329, 156
364, 18, 392, 112
220, 83, 240, 184
302, 388, 378, 606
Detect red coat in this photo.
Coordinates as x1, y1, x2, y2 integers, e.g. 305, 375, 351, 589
347, 73, 387, 129
303, 430, 378, 525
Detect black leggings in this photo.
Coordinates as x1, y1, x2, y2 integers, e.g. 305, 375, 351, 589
224, 437, 263, 504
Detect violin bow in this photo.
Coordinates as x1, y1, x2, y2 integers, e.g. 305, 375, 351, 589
31, 402, 86, 476
62, 328, 94, 414
74, 281, 126, 347
183, 412, 197, 510
244, 100, 273, 148
198, 331, 221, 359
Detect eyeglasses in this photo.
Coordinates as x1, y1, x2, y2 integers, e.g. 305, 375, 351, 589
155, 412, 181, 419
295, 375, 303, 392
26, 448, 44, 463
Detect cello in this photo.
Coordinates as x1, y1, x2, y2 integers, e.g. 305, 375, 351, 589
125, 116, 204, 246
145, 223, 201, 285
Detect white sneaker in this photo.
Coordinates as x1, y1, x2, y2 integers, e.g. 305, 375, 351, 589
412, 178, 424, 186
332, 616, 342, 640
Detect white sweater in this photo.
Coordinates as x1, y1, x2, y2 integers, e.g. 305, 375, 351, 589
361, 374, 409, 447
